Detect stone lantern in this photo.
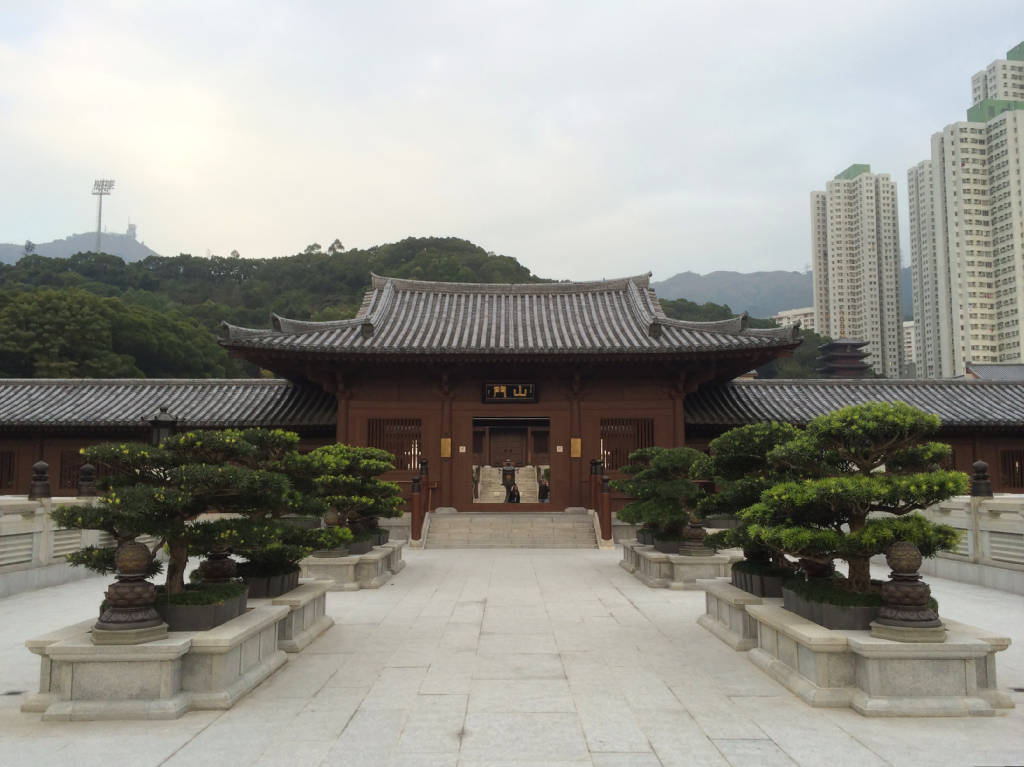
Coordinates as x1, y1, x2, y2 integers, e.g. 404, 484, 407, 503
148, 406, 177, 447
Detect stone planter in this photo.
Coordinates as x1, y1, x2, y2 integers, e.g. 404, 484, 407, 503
348, 539, 373, 555
300, 540, 407, 591
702, 515, 739, 529
782, 585, 880, 630
280, 515, 321, 530
731, 567, 785, 598
745, 604, 1014, 716
248, 580, 334, 653
243, 570, 299, 599
697, 579, 778, 651
636, 527, 656, 545
154, 588, 248, 632
23, 604, 290, 720
374, 528, 390, 546
652, 538, 680, 554
619, 541, 740, 589
311, 545, 349, 558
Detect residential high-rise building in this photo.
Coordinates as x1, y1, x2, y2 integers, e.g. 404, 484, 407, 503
811, 164, 903, 377
903, 319, 918, 377
909, 41, 1024, 377
772, 306, 815, 332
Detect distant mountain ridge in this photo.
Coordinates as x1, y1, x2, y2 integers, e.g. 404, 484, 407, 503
652, 267, 913, 320
0, 227, 160, 265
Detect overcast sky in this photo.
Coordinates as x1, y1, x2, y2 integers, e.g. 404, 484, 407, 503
1, 1, 1022, 281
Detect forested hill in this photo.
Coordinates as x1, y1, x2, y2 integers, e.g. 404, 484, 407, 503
0, 237, 823, 379
0, 237, 541, 378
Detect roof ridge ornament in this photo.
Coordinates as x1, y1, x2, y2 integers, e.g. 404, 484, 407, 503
368, 272, 653, 295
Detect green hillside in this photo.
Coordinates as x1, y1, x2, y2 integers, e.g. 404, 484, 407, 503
0, 237, 823, 379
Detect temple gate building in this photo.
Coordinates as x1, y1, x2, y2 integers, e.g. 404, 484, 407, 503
2, 274, 1024, 501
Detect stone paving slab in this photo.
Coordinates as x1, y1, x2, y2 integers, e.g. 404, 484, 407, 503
0, 549, 1023, 766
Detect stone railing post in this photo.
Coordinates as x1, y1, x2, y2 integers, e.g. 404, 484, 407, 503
968, 460, 992, 562
410, 475, 424, 542
77, 463, 97, 497
28, 460, 50, 501
598, 475, 612, 542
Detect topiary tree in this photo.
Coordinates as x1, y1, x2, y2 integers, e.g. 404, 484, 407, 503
52, 428, 305, 595
301, 443, 404, 539
695, 421, 801, 570
611, 446, 706, 539
743, 402, 966, 594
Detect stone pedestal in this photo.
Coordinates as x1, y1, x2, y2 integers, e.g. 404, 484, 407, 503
619, 540, 739, 589
300, 540, 406, 591
870, 540, 946, 642
745, 604, 1014, 716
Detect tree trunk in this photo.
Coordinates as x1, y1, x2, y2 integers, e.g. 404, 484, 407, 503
165, 539, 189, 595
847, 555, 871, 594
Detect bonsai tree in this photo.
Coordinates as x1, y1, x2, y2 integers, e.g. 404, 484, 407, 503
186, 518, 353, 578
695, 421, 801, 572
52, 428, 305, 595
302, 443, 404, 540
743, 402, 966, 594
611, 446, 706, 540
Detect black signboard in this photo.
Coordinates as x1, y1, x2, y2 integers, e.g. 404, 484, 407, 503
483, 383, 537, 403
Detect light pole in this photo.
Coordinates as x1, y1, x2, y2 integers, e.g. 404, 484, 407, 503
92, 179, 115, 253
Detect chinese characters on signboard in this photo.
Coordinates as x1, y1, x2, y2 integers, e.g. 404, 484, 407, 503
483, 383, 537, 403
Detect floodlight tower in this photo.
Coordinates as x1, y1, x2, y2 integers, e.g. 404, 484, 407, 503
91, 179, 115, 253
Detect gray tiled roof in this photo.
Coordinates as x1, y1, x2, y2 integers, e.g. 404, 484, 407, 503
222, 274, 800, 357
4, 378, 1019, 433
685, 379, 1024, 429
0, 379, 336, 432
964, 363, 1024, 381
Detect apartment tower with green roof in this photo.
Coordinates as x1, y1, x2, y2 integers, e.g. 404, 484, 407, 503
909, 42, 1024, 378
811, 164, 904, 377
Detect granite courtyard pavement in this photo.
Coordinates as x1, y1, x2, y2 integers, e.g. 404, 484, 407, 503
1, 547, 1023, 767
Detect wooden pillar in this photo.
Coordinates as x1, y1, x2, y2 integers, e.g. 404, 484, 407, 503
569, 369, 583, 507
440, 371, 453, 507
589, 458, 603, 509
597, 474, 612, 542
410, 475, 424, 541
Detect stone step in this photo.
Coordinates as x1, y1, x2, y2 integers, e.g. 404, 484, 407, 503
426, 511, 597, 550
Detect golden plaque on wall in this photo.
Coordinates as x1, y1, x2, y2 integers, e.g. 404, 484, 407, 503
440, 438, 452, 458
483, 382, 537, 403
570, 438, 581, 458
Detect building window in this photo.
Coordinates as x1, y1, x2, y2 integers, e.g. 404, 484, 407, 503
368, 419, 422, 470
999, 449, 1024, 489
600, 418, 655, 471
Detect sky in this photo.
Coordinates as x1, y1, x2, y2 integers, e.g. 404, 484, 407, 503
1, 1, 1023, 282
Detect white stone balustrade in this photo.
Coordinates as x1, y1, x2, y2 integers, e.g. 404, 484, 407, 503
0, 496, 110, 597
917, 495, 1024, 594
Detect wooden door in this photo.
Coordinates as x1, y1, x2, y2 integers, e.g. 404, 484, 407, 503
489, 428, 526, 465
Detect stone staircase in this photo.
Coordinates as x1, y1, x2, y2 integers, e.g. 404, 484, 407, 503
425, 512, 598, 548
475, 465, 545, 503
